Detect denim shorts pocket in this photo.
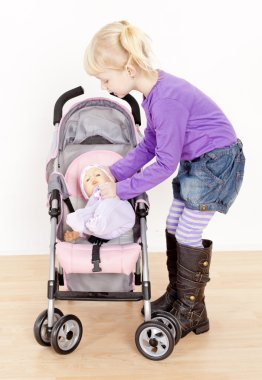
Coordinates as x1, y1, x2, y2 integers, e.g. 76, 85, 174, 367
200, 154, 225, 186
236, 171, 244, 194
233, 147, 245, 194
172, 141, 245, 213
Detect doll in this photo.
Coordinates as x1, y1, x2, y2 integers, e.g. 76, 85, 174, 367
64, 164, 135, 241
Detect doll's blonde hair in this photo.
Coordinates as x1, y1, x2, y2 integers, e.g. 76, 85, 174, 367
84, 20, 154, 75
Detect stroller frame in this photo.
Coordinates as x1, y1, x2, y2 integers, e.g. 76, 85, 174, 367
34, 87, 181, 360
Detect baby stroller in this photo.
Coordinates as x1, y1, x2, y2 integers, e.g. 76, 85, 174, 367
33, 87, 181, 360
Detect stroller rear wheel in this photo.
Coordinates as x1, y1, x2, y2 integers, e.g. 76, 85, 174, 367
33, 308, 63, 346
50, 314, 82, 354
135, 321, 174, 360
151, 311, 182, 344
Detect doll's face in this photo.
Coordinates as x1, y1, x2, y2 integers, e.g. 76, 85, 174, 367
83, 167, 110, 197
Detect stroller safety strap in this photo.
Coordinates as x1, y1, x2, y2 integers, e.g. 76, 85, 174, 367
64, 197, 75, 213
88, 236, 109, 273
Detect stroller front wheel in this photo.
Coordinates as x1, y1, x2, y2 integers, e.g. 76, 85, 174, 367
50, 314, 83, 354
135, 321, 174, 360
33, 308, 64, 346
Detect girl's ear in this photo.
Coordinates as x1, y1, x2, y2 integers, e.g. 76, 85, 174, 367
125, 64, 137, 79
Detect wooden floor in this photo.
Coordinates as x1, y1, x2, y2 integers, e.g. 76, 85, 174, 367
0, 251, 261, 380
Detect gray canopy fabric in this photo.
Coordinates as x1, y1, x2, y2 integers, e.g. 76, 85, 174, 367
59, 98, 137, 149
46, 98, 139, 179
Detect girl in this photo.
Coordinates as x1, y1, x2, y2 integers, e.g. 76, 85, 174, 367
83, 20, 245, 337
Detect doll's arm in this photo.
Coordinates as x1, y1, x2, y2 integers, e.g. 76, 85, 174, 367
65, 204, 95, 238
64, 230, 80, 242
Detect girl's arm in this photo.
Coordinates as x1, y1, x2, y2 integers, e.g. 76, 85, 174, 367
109, 125, 156, 181
114, 99, 189, 200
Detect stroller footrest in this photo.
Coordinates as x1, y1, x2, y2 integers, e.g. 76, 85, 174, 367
54, 290, 143, 301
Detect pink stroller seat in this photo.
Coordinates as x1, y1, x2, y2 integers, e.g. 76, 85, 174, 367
56, 150, 141, 292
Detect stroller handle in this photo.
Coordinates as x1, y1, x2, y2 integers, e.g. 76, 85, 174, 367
111, 93, 141, 126
53, 87, 141, 126
53, 86, 84, 125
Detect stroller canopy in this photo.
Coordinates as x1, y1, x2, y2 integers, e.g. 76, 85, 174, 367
47, 97, 140, 179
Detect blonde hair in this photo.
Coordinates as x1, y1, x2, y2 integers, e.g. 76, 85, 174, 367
84, 20, 154, 75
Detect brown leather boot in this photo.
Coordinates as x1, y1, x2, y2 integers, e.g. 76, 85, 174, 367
169, 239, 212, 337
141, 230, 178, 315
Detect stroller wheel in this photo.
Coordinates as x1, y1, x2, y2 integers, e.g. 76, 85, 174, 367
33, 308, 64, 346
50, 314, 82, 354
135, 321, 174, 361
151, 311, 182, 344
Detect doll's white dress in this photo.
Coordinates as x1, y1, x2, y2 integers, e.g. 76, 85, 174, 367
66, 187, 135, 240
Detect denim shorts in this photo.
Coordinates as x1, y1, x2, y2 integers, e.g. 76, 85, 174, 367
172, 139, 245, 214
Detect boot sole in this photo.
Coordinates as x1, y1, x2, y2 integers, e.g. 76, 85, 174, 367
182, 320, 210, 338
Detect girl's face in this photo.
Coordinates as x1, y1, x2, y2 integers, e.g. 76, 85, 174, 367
83, 167, 110, 197
96, 68, 135, 98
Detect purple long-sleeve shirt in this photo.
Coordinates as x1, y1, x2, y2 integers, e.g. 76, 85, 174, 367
110, 70, 237, 200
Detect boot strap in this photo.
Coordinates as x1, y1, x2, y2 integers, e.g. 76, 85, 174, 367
173, 300, 201, 319
176, 273, 207, 289
177, 262, 210, 283
173, 300, 203, 320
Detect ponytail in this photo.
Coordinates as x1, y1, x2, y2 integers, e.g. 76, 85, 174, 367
119, 21, 154, 71
84, 20, 154, 75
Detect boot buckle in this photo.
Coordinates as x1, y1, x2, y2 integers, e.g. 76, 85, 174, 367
185, 310, 194, 319
194, 272, 202, 282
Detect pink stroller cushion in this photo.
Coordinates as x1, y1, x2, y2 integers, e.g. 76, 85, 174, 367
56, 242, 141, 291
57, 242, 140, 275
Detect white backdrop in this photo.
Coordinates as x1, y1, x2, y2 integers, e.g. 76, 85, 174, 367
0, 0, 261, 255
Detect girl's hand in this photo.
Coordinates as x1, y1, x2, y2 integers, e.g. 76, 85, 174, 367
99, 182, 117, 199
104, 166, 116, 181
